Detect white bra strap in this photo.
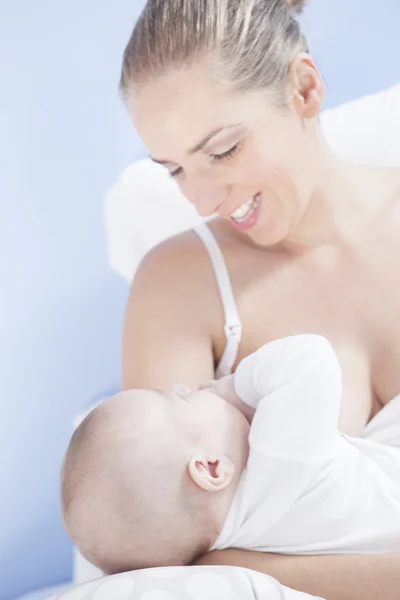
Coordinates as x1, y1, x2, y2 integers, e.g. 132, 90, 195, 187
194, 223, 242, 378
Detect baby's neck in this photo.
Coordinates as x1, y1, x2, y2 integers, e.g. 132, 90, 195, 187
206, 475, 242, 550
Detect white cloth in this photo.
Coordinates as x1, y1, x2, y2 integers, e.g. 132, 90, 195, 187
213, 335, 400, 555
53, 566, 326, 600
363, 392, 400, 448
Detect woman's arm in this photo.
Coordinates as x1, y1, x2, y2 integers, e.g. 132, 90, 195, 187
195, 549, 400, 600
122, 234, 216, 391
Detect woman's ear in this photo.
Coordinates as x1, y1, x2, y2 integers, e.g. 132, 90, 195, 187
187, 454, 235, 492
289, 53, 325, 119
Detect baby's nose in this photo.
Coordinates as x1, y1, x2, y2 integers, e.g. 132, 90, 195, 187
169, 384, 192, 394
198, 380, 217, 391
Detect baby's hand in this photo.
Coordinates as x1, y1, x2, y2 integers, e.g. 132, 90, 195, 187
200, 375, 255, 424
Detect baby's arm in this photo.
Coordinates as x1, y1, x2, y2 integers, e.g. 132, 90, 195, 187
234, 334, 342, 462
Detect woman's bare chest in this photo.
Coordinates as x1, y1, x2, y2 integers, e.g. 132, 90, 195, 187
227, 236, 400, 432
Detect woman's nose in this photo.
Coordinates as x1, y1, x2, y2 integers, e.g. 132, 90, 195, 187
183, 177, 230, 217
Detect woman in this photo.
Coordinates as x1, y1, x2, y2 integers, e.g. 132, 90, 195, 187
120, 0, 400, 598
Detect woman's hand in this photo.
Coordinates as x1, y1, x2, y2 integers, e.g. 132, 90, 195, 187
200, 375, 255, 424
194, 548, 400, 600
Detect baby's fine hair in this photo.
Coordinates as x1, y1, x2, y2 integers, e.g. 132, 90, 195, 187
61, 396, 214, 573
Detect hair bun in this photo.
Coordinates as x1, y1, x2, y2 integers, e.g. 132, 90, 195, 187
287, 0, 307, 12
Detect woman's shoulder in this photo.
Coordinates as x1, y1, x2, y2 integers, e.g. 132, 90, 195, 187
138, 227, 213, 282
138, 218, 253, 279
123, 228, 220, 389
132, 226, 229, 316
133, 219, 279, 314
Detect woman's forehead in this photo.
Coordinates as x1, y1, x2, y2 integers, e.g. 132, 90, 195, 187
129, 68, 262, 157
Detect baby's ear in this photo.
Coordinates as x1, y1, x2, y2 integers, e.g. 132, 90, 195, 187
187, 454, 235, 492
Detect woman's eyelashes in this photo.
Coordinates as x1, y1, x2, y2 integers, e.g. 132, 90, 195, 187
169, 166, 183, 178
210, 142, 241, 163
168, 142, 242, 178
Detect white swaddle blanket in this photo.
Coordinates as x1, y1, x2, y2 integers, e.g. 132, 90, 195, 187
213, 336, 400, 555
363, 393, 400, 447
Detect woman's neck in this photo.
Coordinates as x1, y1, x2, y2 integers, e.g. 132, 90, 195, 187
282, 156, 397, 253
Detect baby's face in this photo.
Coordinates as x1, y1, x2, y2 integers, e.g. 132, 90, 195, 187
147, 385, 246, 439
64, 387, 249, 573
108, 386, 249, 457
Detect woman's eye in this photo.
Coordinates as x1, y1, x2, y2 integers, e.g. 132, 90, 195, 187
167, 142, 241, 177
211, 143, 241, 163
169, 167, 183, 178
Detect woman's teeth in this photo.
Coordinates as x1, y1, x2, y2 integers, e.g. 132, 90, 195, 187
230, 194, 260, 223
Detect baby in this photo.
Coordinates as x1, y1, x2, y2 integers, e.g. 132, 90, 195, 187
62, 334, 400, 574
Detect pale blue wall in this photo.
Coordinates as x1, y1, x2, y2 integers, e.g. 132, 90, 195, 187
0, 1, 398, 599
0, 2, 146, 598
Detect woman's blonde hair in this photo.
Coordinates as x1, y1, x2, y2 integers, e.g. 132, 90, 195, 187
120, 0, 308, 103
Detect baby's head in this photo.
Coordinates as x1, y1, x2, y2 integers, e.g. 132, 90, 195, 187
61, 385, 249, 573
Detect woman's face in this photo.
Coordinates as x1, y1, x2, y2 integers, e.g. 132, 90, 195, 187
129, 64, 322, 247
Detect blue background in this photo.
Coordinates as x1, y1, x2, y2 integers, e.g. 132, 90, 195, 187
0, 0, 399, 598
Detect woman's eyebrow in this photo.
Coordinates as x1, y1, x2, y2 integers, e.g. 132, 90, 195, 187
187, 122, 243, 155
150, 122, 243, 165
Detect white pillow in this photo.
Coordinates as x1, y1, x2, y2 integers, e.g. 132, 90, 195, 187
105, 84, 400, 283
57, 565, 326, 600
105, 159, 203, 283
320, 84, 400, 166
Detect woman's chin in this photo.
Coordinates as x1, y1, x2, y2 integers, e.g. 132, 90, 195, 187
246, 220, 289, 249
